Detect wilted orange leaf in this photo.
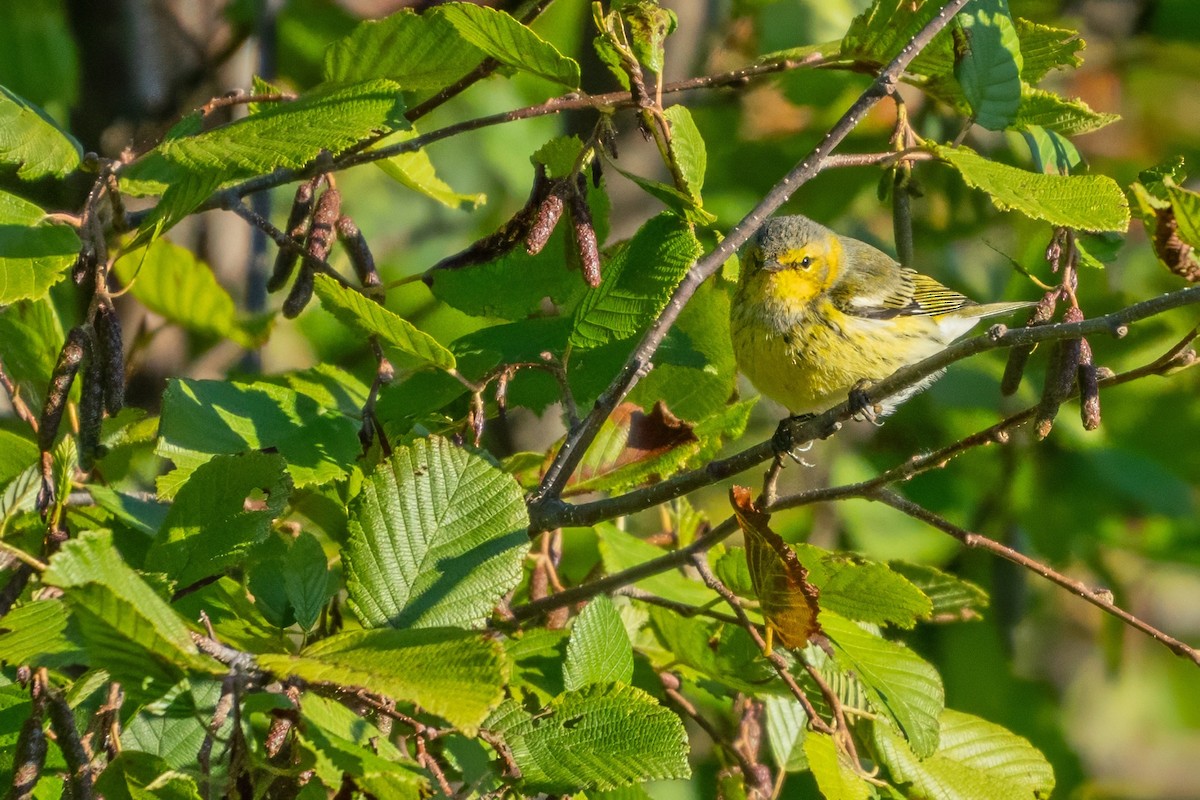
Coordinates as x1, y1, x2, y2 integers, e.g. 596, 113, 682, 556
730, 485, 822, 651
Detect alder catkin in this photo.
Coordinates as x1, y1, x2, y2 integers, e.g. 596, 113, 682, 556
525, 182, 567, 256
94, 302, 124, 415
282, 265, 315, 319
1078, 338, 1101, 431
9, 698, 46, 800
76, 329, 105, 472
1001, 294, 1058, 396
568, 174, 602, 287
307, 188, 341, 263
268, 180, 317, 293
336, 216, 380, 290
38, 328, 88, 454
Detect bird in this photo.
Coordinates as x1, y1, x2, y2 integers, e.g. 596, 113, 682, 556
730, 214, 1031, 419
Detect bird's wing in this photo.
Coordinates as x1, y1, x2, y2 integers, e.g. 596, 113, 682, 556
835, 263, 976, 320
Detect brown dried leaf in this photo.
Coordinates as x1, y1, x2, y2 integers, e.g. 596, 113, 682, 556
567, 401, 698, 493
730, 485, 821, 650
1153, 206, 1200, 282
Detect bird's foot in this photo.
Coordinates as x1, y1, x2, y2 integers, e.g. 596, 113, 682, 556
773, 413, 818, 465
849, 380, 884, 426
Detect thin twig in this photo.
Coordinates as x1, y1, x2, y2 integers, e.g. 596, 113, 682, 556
871, 489, 1200, 667
0, 357, 40, 432
662, 675, 766, 786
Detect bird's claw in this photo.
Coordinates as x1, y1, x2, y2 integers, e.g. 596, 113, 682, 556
772, 413, 817, 457
849, 381, 884, 426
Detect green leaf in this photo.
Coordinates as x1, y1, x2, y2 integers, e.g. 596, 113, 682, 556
1165, 179, 1200, 248
436, 3, 580, 88
821, 612, 944, 758
344, 436, 529, 629
792, 544, 932, 629
953, 0, 1023, 131
284, 531, 335, 631
1019, 125, 1081, 176
146, 452, 290, 587
373, 127, 486, 210
931, 143, 1129, 231
313, 274, 456, 370
0, 599, 85, 669
570, 213, 702, 350
0, 84, 81, 178
42, 531, 219, 698
120, 679, 226, 769
94, 751, 203, 800
647, 607, 777, 696
156, 378, 360, 497
596, 524, 717, 608
887, 561, 989, 621
763, 695, 808, 772
0, 295, 65, 407
805, 731, 871, 800
0, 428, 37, 487
533, 135, 585, 179
323, 10, 478, 88
258, 627, 507, 733
1013, 87, 1119, 136
663, 105, 706, 200
121, 80, 407, 241
112, 239, 271, 347
607, 161, 716, 225
0, 189, 81, 304
487, 684, 690, 793
874, 709, 1055, 799
1015, 18, 1085, 83
842, 0, 944, 66
563, 595, 634, 690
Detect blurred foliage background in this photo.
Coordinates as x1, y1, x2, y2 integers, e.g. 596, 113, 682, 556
3, 0, 1200, 797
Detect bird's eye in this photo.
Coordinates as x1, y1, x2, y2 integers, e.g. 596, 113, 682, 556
800, 256, 813, 269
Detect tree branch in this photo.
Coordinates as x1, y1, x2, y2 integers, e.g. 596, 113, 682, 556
528, 0, 976, 510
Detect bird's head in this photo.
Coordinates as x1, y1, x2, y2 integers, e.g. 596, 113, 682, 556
740, 215, 842, 305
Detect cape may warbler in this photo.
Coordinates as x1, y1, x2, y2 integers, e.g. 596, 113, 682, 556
731, 215, 1031, 417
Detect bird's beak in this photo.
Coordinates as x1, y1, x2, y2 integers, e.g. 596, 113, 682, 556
761, 258, 785, 273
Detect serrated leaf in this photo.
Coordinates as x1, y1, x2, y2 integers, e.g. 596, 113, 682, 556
344, 436, 529, 629
121, 80, 406, 241
932, 143, 1129, 231
313, 274, 455, 370
805, 731, 871, 800
563, 595, 633, 690
533, 135, 585, 179
953, 0, 1023, 131
888, 561, 989, 621
648, 607, 777, 695
0, 84, 81, 178
663, 105, 706, 200
731, 486, 822, 650
258, 627, 506, 733
112, 239, 271, 347
874, 709, 1055, 800
300, 711, 428, 799
841, 0, 944, 66
120, 679, 227, 769
0, 599, 84, 669
568, 401, 699, 496
1014, 87, 1118, 136
146, 452, 290, 587
764, 695, 809, 772
42, 531, 219, 698
791, 544, 931, 629
285, 531, 334, 631
487, 684, 689, 793
607, 161, 716, 225
156, 378, 360, 497
1165, 179, 1200, 247
324, 10, 477, 87
436, 3, 580, 88
0, 189, 81, 304
93, 751, 203, 800
0, 428, 37, 487
570, 213, 701, 349
822, 612, 943, 758
373, 127, 486, 209
1015, 18, 1084, 83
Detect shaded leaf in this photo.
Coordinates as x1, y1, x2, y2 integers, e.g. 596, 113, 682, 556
888, 561, 989, 621
764, 695, 809, 772
568, 401, 699, 495
730, 486, 821, 650
791, 544, 931, 629
931, 143, 1129, 231
93, 751, 203, 800
648, 607, 777, 696
344, 436, 529, 629
259, 627, 507, 734
1019, 125, 1081, 176
563, 595, 633, 690
285, 531, 335, 631
822, 612, 943, 758
112, 239, 271, 347
596, 524, 717, 608
0, 84, 81, 178
487, 684, 689, 793
0, 190, 81, 304
805, 731, 871, 800
954, 0, 1023, 131
0, 599, 84, 669
314, 274, 455, 369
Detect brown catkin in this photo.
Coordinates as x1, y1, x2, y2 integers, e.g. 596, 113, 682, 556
46, 690, 93, 800
336, 216, 380, 289
38, 328, 88, 453
9, 697, 47, 800
568, 174, 602, 287
1078, 338, 1101, 431
282, 265, 315, 319
525, 182, 567, 256
268, 180, 317, 293
307, 188, 341, 263
94, 302, 124, 415
1001, 294, 1059, 395
76, 329, 105, 473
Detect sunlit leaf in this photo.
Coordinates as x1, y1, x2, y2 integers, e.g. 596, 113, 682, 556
436, 3, 580, 88
0, 84, 81, 178
1014, 87, 1119, 136
373, 127, 486, 209
563, 595, 634, 690
953, 0, 1023, 131
568, 401, 699, 495
663, 105, 706, 200
0, 190, 80, 304
805, 731, 871, 800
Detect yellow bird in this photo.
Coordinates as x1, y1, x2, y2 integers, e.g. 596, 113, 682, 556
731, 215, 1031, 417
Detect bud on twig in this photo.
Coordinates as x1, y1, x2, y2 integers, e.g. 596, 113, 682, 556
268, 180, 317, 293
337, 216, 381, 291
94, 302, 124, 415
568, 174, 602, 287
